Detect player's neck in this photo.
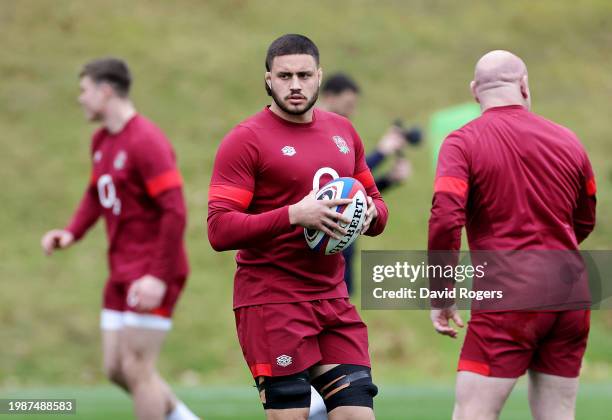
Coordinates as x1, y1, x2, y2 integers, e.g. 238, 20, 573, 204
104, 100, 137, 134
269, 102, 314, 124
479, 93, 527, 112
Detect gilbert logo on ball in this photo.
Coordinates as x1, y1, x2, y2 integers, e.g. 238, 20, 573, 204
304, 177, 367, 255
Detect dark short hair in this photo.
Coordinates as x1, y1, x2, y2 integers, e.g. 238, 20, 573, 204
265, 34, 319, 71
322, 73, 360, 95
80, 57, 132, 97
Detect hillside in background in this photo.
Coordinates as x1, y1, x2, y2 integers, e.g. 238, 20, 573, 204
1, 0, 611, 387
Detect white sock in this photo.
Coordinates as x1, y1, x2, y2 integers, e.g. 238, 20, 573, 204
308, 386, 328, 420
167, 401, 200, 420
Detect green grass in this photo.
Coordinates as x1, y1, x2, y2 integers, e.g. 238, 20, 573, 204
1, 0, 611, 406
3, 383, 612, 419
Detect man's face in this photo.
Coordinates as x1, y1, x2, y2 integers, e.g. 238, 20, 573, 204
266, 54, 321, 115
78, 76, 110, 122
322, 90, 359, 119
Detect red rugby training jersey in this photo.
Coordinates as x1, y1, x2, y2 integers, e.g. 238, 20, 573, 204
208, 107, 388, 308
429, 105, 597, 310
66, 115, 189, 284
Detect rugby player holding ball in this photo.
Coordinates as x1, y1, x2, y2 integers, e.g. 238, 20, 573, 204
207, 34, 388, 420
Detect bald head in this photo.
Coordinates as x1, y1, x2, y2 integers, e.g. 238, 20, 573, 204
471, 50, 531, 110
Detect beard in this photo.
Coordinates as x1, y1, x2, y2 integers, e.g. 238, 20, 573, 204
85, 108, 104, 122
270, 85, 319, 116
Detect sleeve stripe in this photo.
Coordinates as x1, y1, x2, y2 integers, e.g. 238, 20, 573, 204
208, 184, 253, 209
146, 169, 183, 197
434, 176, 468, 198
586, 177, 597, 196
354, 169, 376, 189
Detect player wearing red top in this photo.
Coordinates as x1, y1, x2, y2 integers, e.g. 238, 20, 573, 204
428, 51, 596, 420
41, 58, 198, 420
208, 35, 388, 420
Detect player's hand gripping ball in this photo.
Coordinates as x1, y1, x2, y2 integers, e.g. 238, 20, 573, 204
304, 177, 367, 255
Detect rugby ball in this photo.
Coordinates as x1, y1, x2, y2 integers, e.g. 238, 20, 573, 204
304, 177, 367, 255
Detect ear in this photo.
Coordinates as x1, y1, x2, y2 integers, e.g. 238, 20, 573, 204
100, 82, 116, 99
318, 68, 323, 87
264, 72, 272, 96
520, 74, 529, 99
470, 80, 480, 104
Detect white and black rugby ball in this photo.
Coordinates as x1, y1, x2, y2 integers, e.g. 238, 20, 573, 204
304, 177, 367, 255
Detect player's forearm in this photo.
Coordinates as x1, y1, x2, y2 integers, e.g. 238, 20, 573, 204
428, 194, 465, 251
149, 189, 186, 282
207, 204, 293, 251
428, 221, 462, 250
65, 188, 101, 241
362, 180, 388, 236
428, 181, 463, 306
364, 197, 389, 236
427, 238, 461, 308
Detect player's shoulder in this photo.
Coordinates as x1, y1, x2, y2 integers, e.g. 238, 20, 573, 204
448, 106, 524, 146
438, 119, 481, 163
214, 116, 261, 164
529, 111, 588, 159
315, 108, 354, 129
532, 112, 580, 141
130, 114, 173, 148
315, 108, 362, 148
445, 120, 478, 148
131, 114, 166, 138
315, 107, 349, 123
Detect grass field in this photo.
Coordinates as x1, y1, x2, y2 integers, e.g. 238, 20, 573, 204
4, 383, 612, 419
1, 0, 611, 418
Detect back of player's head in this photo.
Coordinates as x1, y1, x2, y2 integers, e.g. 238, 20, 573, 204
471, 50, 530, 110
322, 73, 360, 96
80, 57, 132, 97
265, 34, 320, 71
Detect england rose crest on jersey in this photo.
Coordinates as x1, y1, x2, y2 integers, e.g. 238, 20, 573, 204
113, 150, 127, 170
332, 136, 350, 154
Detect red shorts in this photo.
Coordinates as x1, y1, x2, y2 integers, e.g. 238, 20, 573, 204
101, 278, 186, 330
235, 298, 371, 378
459, 310, 590, 378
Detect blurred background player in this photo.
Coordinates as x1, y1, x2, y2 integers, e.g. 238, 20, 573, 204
319, 73, 414, 294
40, 58, 198, 420
207, 34, 388, 420
428, 50, 596, 420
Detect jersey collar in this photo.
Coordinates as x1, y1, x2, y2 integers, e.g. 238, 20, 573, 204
264, 106, 317, 128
